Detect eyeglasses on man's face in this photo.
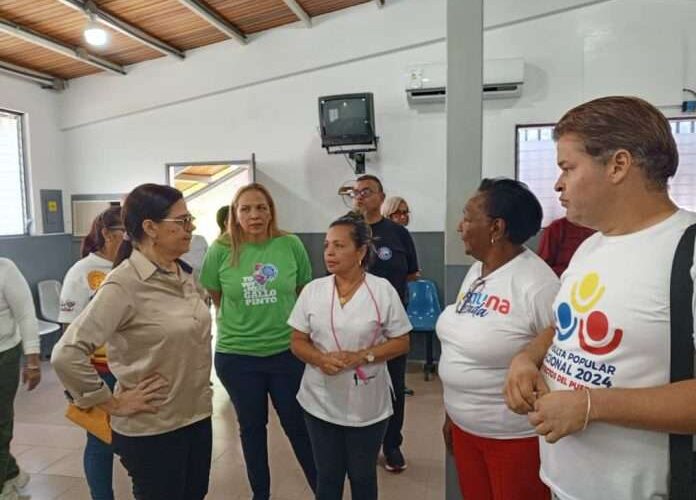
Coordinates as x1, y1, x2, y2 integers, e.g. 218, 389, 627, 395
350, 187, 376, 199
161, 214, 196, 229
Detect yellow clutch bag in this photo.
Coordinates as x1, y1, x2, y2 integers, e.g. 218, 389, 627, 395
65, 404, 112, 444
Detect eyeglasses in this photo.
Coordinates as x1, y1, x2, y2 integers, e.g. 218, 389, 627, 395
392, 210, 410, 216
161, 214, 196, 229
455, 276, 485, 313
350, 188, 376, 199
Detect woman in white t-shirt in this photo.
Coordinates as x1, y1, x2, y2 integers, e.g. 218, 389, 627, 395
437, 178, 558, 500
58, 206, 124, 500
288, 213, 411, 500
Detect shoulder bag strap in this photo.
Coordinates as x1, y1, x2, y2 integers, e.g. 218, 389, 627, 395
669, 223, 696, 500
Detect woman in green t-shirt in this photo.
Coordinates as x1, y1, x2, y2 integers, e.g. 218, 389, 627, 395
200, 183, 316, 500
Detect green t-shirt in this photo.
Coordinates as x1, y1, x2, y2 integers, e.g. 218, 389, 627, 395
200, 234, 312, 356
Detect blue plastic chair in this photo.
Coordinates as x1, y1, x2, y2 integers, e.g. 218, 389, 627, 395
406, 279, 442, 380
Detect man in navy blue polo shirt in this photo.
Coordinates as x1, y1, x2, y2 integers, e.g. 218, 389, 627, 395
353, 174, 419, 473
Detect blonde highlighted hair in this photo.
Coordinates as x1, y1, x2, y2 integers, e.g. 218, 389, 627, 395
225, 183, 286, 266
381, 196, 408, 219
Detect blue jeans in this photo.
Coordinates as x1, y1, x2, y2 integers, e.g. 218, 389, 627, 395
304, 411, 388, 500
215, 350, 317, 500
84, 371, 116, 500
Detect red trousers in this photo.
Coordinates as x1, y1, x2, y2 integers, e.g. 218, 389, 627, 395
451, 424, 549, 500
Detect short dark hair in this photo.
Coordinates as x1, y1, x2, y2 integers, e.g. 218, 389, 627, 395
216, 205, 229, 234
553, 96, 678, 189
477, 178, 542, 245
355, 174, 384, 193
114, 184, 183, 268
329, 211, 375, 269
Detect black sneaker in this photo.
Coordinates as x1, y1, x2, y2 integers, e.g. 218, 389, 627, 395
384, 448, 407, 472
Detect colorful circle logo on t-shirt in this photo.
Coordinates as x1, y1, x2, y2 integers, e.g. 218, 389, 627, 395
253, 263, 278, 286
87, 270, 107, 291
570, 272, 605, 313
555, 302, 578, 341
377, 246, 392, 261
555, 272, 623, 356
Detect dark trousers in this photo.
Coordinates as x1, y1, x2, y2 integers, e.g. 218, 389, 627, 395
0, 342, 21, 485
304, 411, 388, 500
215, 350, 317, 500
112, 417, 212, 500
383, 353, 407, 452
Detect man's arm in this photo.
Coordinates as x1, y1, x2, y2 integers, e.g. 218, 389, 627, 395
530, 380, 696, 443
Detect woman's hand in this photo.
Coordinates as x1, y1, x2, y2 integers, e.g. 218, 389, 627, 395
504, 351, 549, 414
528, 389, 589, 443
22, 354, 41, 391
336, 351, 365, 369
100, 373, 169, 417
317, 353, 348, 376
443, 414, 454, 454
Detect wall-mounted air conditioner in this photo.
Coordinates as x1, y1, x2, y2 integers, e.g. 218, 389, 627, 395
483, 58, 525, 99
405, 58, 525, 104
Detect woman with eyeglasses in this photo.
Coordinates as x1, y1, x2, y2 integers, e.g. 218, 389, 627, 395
381, 196, 411, 227
200, 183, 316, 500
53, 184, 213, 500
289, 213, 411, 500
58, 206, 124, 500
436, 178, 558, 500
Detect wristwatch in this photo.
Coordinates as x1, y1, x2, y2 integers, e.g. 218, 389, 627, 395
364, 351, 375, 364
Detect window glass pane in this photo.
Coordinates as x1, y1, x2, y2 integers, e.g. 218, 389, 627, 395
671, 119, 696, 212
0, 111, 27, 236
516, 125, 560, 227
516, 120, 696, 227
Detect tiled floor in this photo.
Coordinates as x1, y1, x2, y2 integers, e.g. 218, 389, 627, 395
10, 362, 445, 499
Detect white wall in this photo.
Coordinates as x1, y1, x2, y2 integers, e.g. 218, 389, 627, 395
0, 73, 66, 235
60, 0, 447, 232
55, 0, 696, 234
482, 0, 696, 179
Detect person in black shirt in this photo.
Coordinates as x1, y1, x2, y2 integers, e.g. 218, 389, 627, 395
352, 174, 419, 473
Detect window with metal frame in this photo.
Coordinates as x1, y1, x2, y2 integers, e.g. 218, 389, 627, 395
0, 110, 29, 236
516, 119, 696, 228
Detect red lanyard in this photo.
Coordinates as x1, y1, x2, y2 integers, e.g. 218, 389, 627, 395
330, 275, 382, 382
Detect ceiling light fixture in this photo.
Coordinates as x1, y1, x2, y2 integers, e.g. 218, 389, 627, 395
83, 13, 109, 47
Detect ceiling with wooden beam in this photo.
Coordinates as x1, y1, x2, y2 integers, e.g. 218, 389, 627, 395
0, 0, 372, 84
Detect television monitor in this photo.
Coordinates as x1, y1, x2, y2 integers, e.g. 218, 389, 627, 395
318, 93, 376, 148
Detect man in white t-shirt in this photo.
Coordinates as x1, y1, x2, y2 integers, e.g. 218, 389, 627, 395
504, 96, 696, 500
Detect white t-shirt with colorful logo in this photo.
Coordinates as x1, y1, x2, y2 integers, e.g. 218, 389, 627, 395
540, 209, 696, 500
437, 248, 559, 438
59, 252, 112, 323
